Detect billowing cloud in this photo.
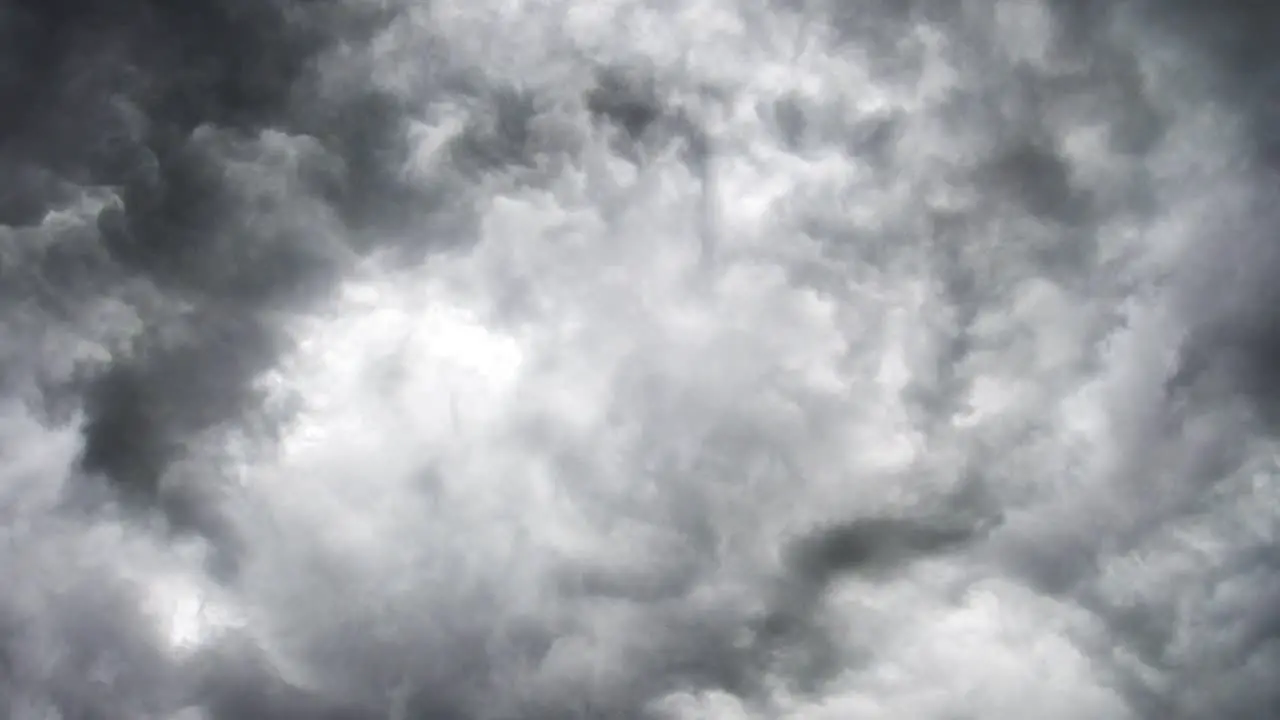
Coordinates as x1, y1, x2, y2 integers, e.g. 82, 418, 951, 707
3, 1, 1280, 719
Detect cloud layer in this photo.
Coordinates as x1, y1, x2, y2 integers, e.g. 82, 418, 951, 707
3, 1, 1280, 718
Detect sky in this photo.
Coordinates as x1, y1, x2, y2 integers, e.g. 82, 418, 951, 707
3, 1, 1280, 718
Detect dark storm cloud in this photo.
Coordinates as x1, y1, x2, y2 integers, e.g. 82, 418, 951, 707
10, 1, 1280, 719
0, 0, 406, 515
984, 6, 1280, 715
0, 2, 733, 716
1144, 0, 1280, 412
1148, 1, 1280, 154
0, 2, 427, 717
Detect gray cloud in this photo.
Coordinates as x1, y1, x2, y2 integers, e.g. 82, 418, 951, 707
5, 1, 1280, 719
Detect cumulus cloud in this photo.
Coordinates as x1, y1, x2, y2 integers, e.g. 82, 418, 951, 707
3, 1, 1280, 718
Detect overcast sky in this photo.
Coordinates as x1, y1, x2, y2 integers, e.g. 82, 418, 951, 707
3, 1, 1280, 718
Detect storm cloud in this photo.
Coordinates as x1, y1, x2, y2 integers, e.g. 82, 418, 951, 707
3, 1, 1280, 718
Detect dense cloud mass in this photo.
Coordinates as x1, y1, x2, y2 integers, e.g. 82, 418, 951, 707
3, 0, 1280, 718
